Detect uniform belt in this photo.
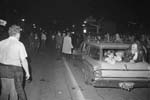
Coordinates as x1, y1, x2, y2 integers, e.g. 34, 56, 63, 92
0, 63, 23, 78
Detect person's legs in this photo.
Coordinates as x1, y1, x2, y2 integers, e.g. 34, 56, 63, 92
41, 40, 45, 49
65, 54, 71, 61
0, 78, 18, 100
9, 79, 18, 100
43, 40, 46, 48
40, 40, 43, 49
0, 78, 10, 100
14, 71, 27, 100
57, 47, 62, 59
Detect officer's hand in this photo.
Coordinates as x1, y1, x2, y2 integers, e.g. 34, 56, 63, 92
26, 74, 30, 80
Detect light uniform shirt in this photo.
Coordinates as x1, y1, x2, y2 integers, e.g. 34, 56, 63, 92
41, 33, 46, 40
62, 36, 73, 54
0, 37, 27, 67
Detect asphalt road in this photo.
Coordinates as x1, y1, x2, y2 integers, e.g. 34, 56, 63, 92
24, 40, 101, 100
25, 41, 72, 100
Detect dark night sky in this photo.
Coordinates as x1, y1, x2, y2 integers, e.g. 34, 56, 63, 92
0, 0, 150, 24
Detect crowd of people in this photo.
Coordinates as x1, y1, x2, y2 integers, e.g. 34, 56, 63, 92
27, 31, 47, 54
53, 31, 150, 63
0, 22, 150, 100
86, 32, 149, 63
54, 32, 74, 60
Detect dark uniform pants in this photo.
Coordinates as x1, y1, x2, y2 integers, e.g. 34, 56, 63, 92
0, 78, 17, 100
0, 63, 27, 100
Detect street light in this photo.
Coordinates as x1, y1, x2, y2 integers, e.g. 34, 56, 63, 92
71, 31, 75, 34
0, 19, 7, 26
33, 24, 36, 28
84, 20, 87, 24
72, 24, 75, 28
82, 24, 85, 27
21, 19, 25, 22
83, 28, 87, 33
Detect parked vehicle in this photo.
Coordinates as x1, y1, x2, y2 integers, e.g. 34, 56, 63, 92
75, 40, 150, 90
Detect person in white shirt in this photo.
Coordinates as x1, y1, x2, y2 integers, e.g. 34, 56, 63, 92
62, 32, 73, 59
41, 32, 47, 49
0, 25, 30, 100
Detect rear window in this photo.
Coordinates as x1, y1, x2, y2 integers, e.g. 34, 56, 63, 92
103, 48, 126, 63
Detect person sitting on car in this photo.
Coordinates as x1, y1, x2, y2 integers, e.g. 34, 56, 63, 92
123, 41, 145, 63
115, 33, 122, 43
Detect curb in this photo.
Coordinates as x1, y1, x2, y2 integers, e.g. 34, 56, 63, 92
63, 58, 86, 100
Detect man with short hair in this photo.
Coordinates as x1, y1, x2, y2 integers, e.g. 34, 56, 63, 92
0, 25, 30, 100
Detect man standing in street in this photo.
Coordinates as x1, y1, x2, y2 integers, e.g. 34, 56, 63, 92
55, 31, 63, 59
0, 25, 30, 100
41, 32, 47, 49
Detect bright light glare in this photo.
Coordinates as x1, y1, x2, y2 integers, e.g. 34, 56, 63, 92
83, 29, 87, 33
84, 21, 87, 23
0, 19, 7, 26
82, 24, 85, 27
21, 19, 25, 22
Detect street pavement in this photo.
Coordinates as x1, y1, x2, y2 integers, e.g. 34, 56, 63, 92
25, 41, 72, 100
24, 40, 102, 100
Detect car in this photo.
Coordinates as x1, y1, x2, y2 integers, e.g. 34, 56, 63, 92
75, 40, 150, 90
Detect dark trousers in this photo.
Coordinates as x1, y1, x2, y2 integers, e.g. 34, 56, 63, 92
63, 53, 72, 61
41, 40, 46, 49
0, 64, 27, 100
0, 78, 18, 100
56, 46, 62, 59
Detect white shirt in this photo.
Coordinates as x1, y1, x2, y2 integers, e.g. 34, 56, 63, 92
41, 33, 47, 40
62, 36, 73, 54
0, 37, 27, 67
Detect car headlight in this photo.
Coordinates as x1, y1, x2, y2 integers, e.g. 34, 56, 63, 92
94, 70, 102, 78
93, 66, 100, 71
